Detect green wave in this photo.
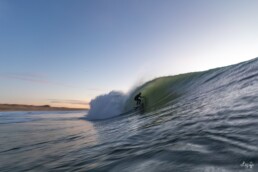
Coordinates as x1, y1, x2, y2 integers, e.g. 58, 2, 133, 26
123, 57, 258, 113
124, 72, 202, 112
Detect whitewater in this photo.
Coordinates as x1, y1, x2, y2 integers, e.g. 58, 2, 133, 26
1, 58, 258, 171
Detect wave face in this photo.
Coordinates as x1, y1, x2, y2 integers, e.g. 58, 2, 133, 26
125, 57, 258, 112
124, 72, 200, 112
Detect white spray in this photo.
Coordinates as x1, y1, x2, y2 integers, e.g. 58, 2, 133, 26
86, 91, 128, 120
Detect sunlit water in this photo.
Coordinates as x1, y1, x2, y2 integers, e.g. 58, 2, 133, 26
1, 59, 258, 172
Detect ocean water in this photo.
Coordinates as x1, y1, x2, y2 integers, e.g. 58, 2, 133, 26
1, 58, 258, 172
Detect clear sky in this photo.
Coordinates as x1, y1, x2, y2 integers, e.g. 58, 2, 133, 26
1, 0, 258, 108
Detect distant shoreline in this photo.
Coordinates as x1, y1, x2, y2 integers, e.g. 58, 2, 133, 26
0, 104, 88, 112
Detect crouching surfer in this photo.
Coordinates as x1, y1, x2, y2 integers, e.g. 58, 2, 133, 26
134, 92, 145, 112
134, 92, 143, 106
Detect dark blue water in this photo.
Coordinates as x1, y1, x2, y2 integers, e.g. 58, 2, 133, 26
1, 58, 258, 171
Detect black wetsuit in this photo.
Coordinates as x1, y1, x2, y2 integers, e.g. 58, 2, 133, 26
134, 93, 142, 105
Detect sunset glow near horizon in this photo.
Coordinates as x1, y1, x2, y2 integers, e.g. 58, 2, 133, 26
1, 0, 258, 108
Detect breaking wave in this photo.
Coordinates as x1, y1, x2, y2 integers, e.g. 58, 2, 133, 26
87, 57, 258, 120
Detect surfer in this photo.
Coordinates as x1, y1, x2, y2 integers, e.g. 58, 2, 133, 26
134, 92, 143, 106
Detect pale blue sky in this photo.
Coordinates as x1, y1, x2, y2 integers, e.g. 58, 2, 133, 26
1, 0, 258, 108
